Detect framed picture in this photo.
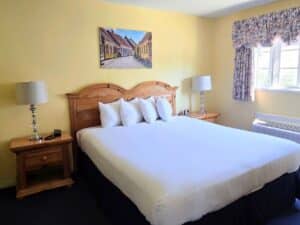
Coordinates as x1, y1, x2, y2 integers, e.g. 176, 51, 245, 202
99, 27, 152, 69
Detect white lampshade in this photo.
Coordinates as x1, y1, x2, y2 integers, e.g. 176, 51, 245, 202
16, 81, 48, 105
192, 75, 212, 92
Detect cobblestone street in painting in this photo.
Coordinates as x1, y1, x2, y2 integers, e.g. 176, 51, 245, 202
101, 56, 145, 68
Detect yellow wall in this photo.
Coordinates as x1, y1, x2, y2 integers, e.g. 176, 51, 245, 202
1, 0, 300, 189
210, 0, 300, 130
0, 0, 213, 188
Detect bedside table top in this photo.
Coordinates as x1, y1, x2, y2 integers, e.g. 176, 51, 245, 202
10, 133, 72, 153
189, 112, 220, 120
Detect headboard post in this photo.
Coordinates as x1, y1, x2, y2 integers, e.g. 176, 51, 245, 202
66, 94, 78, 170
66, 94, 77, 140
66, 81, 178, 170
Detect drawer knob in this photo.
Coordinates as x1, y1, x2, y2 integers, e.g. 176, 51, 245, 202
42, 156, 48, 161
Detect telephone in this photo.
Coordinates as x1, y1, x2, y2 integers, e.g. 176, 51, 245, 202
44, 129, 62, 140
179, 109, 190, 116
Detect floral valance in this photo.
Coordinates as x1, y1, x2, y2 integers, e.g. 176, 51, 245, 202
232, 7, 300, 49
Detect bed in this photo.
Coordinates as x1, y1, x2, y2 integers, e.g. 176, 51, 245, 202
66, 81, 300, 225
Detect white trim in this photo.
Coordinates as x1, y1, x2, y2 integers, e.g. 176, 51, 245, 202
271, 43, 281, 87
297, 42, 300, 86
254, 112, 300, 126
255, 87, 300, 93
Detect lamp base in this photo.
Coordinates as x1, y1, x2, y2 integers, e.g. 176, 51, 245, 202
199, 107, 207, 116
199, 92, 207, 116
29, 134, 43, 141
29, 104, 42, 141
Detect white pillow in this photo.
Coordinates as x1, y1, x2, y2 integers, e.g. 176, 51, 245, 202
120, 98, 143, 126
98, 99, 121, 128
156, 97, 173, 121
139, 97, 158, 123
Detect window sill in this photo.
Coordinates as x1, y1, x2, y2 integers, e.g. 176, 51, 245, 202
255, 88, 300, 94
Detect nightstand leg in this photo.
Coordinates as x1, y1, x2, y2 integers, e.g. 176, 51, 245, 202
62, 144, 71, 178
17, 154, 26, 190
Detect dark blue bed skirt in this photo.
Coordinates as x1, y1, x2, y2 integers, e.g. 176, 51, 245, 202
78, 150, 300, 225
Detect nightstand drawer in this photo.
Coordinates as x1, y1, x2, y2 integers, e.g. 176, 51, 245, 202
205, 118, 217, 123
189, 112, 220, 123
24, 147, 63, 170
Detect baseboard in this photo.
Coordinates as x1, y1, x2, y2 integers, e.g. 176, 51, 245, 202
0, 178, 16, 189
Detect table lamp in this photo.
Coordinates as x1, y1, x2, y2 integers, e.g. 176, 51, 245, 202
16, 81, 48, 141
192, 75, 212, 115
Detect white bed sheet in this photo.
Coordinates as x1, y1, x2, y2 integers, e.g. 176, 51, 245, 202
77, 116, 300, 225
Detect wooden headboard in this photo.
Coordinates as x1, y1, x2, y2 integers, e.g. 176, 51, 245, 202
66, 81, 177, 167
66, 81, 177, 137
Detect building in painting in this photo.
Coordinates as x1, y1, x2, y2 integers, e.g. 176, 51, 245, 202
100, 28, 152, 68
124, 37, 139, 58
124, 36, 137, 50
108, 31, 134, 57
136, 32, 152, 66
99, 28, 119, 62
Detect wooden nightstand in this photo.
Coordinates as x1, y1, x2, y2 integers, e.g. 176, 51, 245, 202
10, 133, 74, 199
189, 112, 220, 123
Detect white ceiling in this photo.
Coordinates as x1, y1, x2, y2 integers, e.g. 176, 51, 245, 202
105, 0, 277, 17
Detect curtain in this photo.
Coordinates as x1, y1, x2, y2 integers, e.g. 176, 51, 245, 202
233, 46, 253, 101
232, 7, 300, 101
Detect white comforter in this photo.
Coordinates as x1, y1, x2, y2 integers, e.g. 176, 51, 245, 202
77, 116, 300, 225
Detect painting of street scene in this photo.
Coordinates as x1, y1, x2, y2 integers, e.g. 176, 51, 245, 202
99, 27, 152, 68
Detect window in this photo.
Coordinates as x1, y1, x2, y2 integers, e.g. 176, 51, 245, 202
253, 41, 300, 90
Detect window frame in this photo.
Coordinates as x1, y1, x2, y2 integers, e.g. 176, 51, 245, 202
253, 41, 300, 92
298, 44, 300, 87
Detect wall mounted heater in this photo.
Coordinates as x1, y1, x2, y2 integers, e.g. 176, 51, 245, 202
252, 113, 300, 144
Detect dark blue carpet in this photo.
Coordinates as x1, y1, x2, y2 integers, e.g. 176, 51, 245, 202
1, 176, 300, 225
266, 200, 300, 225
